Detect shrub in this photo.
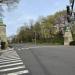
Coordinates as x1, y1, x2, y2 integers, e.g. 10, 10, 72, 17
69, 41, 75, 45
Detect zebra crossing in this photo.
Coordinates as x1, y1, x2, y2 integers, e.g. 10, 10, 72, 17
0, 48, 29, 75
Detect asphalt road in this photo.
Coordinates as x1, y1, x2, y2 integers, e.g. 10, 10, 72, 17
14, 45, 75, 75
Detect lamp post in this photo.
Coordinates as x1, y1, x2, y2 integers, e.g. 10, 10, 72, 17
69, 0, 74, 8
34, 31, 36, 45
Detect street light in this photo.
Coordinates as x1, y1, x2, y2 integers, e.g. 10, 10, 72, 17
66, 0, 75, 22
69, 0, 74, 4
69, 0, 74, 11
34, 31, 36, 45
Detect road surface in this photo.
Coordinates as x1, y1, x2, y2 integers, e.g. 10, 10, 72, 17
14, 45, 75, 75
1, 44, 75, 75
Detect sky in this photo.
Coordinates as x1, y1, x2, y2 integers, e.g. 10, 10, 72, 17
3, 0, 69, 36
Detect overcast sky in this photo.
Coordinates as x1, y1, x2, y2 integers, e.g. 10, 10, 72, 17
3, 0, 69, 36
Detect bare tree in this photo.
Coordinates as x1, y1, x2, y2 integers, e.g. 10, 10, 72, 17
0, 0, 21, 17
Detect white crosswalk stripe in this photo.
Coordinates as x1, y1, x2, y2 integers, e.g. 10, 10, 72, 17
0, 60, 22, 65
0, 62, 23, 68
7, 70, 29, 75
0, 48, 29, 75
0, 66, 25, 72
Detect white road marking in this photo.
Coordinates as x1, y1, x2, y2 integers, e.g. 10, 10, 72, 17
0, 66, 25, 72
0, 55, 22, 60
0, 56, 21, 60
3, 51, 17, 54
18, 48, 21, 50
3, 51, 18, 54
0, 59, 22, 63
2, 52, 19, 55
21, 48, 25, 49
18, 46, 58, 50
1, 51, 20, 58
0, 58, 21, 62
0, 48, 29, 75
7, 70, 29, 75
0, 56, 21, 59
0, 60, 22, 65
0, 60, 22, 63
0, 49, 14, 53
0, 62, 24, 68
0, 56, 20, 59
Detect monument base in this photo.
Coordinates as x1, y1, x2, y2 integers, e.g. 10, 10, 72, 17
64, 27, 73, 45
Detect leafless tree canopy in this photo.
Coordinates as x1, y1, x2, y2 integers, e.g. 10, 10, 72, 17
0, 0, 20, 17
0, 0, 20, 5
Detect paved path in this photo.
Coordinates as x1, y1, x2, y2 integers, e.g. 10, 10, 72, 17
0, 48, 29, 75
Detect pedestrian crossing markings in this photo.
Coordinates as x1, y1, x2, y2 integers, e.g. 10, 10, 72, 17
0, 48, 29, 75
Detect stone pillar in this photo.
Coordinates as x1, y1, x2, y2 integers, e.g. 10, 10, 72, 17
64, 27, 73, 45
0, 18, 8, 49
